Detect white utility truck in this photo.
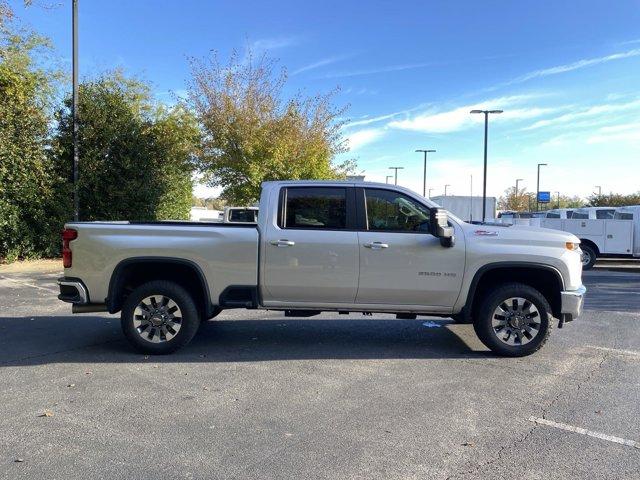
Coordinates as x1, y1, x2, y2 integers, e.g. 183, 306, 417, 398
58, 181, 585, 357
537, 207, 638, 269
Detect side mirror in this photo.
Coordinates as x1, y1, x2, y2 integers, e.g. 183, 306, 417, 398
429, 207, 455, 248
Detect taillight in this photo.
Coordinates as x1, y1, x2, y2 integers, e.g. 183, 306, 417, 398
62, 228, 78, 268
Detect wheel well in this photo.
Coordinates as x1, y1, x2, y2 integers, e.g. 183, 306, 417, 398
108, 259, 212, 317
579, 239, 599, 255
468, 266, 563, 320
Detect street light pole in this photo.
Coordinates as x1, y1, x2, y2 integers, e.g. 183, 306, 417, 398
594, 185, 602, 195
556, 191, 560, 209
385, 175, 393, 184
515, 178, 524, 210
470, 109, 503, 222
444, 184, 450, 196
536, 163, 547, 211
428, 188, 434, 198
415, 149, 436, 197
72, 0, 79, 221
389, 167, 404, 185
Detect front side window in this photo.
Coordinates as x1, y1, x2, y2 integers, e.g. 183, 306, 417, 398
283, 187, 347, 229
572, 211, 588, 219
365, 189, 430, 232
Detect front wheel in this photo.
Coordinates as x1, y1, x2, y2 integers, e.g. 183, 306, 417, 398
121, 280, 201, 354
473, 283, 552, 357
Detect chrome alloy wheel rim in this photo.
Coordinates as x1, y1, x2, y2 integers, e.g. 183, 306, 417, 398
491, 297, 541, 346
133, 295, 182, 343
581, 250, 591, 266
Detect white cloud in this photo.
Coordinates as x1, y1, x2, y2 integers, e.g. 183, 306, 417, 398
323, 62, 435, 79
587, 122, 640, 144
387, 95, 556, 134
250, 37, 299, 51
499, 48, 640, 87
291, 55, 351, 75
346, 128, 385, 151
523, 99, 640, 131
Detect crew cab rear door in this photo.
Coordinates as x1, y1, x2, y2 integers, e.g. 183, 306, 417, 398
261, 186, 359, 304
355, 187, 465, 307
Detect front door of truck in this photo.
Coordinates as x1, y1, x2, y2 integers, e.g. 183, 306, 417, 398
355, 188, 465, 307
262, 186, 359, 304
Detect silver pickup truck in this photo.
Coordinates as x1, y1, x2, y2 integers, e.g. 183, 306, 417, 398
58, 181, 585, 356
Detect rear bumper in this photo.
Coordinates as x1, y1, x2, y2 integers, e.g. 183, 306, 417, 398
58, 277, 89, 304
560, 285, 586, 322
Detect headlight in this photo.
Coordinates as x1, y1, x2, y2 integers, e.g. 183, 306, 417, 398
566, 242, 580, 251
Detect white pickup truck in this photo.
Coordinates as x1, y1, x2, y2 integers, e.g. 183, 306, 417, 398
58, 181, 585, 357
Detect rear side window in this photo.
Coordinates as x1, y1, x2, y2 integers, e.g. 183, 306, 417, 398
282, 187, 347, 229
572, 212, 588, 219
229, 209, 258, 222
596, 209, 615, 219
546, 212, 561, 218
365, 188, 431, 232
615, 212, 634, 220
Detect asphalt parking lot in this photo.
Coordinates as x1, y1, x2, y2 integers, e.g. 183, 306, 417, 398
1, 261, 639, 479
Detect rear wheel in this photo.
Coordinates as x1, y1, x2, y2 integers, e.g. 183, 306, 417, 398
580, 244, 597, 270
473, 283, 552, 357
121, 280, 201, 354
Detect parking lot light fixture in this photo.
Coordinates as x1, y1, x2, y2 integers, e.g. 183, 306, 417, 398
444, 184, 451, 196
415, 149, 436, 197
537, 163, 548, 211
470, 109, 503, 222
386, 175, 393, 184
389, 166, 404, 185
515, 178, 524, 210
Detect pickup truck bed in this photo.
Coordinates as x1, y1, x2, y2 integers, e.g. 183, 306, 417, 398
63, 222, 259, 313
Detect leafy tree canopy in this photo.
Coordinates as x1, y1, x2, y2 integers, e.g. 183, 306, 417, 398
186, 51, 354, 205
51, 71, 200, 221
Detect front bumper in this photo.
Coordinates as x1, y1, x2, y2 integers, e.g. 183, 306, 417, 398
560, 285, 586, 322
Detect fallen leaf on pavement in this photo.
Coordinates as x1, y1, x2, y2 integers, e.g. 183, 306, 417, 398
38, 410, 54, 417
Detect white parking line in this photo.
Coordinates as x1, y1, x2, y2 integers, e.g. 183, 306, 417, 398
586, 345, 640, 357
0, 276, 58, 293
529, 417, 640, 449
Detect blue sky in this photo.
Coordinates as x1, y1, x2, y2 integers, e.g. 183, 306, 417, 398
12, 0, 640, 199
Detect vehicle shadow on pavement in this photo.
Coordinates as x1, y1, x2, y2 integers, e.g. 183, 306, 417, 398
0, 316, 492, 365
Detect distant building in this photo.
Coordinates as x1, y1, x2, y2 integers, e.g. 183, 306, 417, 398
189, 206, 222, 222
430, 195, 497, 222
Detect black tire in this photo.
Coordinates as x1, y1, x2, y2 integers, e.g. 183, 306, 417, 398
473, 282, 552, 357
580, 244, 597, 270
121, 280, 201, 354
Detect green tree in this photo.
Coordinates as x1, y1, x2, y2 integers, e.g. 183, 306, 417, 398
51, 72, 199, 221
498, 187, 584, 212
0, 22, 63, 261
186, 51, 354, 205
587, 192, 640, 207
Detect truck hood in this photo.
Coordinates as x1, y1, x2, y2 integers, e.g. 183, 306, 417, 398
460, 222, 580, 246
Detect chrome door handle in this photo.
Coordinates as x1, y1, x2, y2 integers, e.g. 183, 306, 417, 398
364, 242, 389, 250
270, 239, 295, 247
